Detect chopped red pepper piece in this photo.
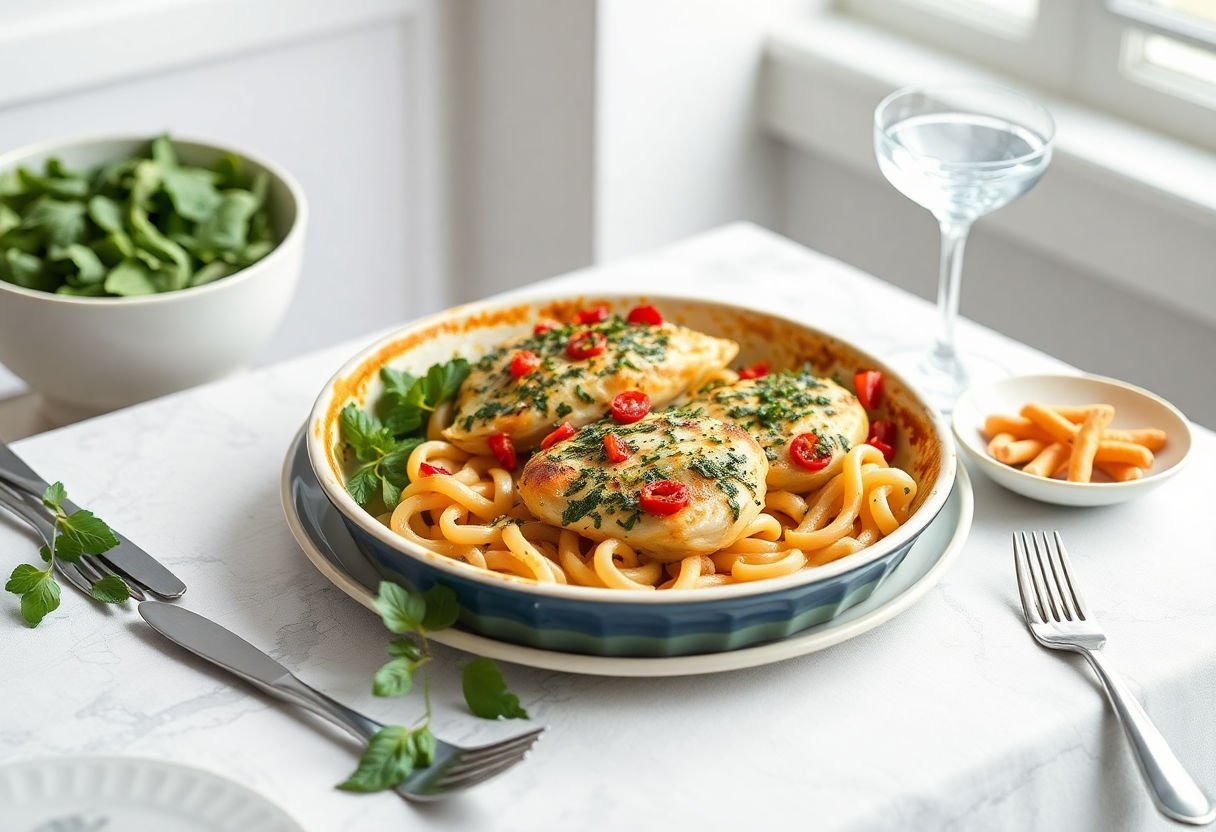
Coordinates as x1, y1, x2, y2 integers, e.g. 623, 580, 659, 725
790, 433, 833, 472
738, 361, 770, 380
866, 419, 897, 462
603, 433, 631, 463
488, 433, 517, 469
626, 304, 663, 326
533, 320, 559, 335
639, 480, 689, 515
610, 390, 651, 424
418, 462, 451, 477
510, 350, 542, 378
854, 370, 884, 410
575, 305, 610, 324
541, 421, 576, 450
565, 331, 607, 360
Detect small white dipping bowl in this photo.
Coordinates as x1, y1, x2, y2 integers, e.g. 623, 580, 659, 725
953, 373, 1192, 507
0, 134, 307, 420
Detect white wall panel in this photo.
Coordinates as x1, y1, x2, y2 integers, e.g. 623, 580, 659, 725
0, 21, 432, 400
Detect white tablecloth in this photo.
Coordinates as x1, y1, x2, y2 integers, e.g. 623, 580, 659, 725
1, 224, 1212, 831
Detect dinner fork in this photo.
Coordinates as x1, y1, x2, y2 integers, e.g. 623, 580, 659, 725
0, 439, 186, 599
0, 478, 145, 601
1013, 530, 1215, 825
138, 602, 544, 801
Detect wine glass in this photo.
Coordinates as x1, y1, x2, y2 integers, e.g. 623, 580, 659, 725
874, 84, 1055, 412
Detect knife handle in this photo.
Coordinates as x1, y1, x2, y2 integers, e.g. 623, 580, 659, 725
0, 441, 50, 500
263, 674, 385, 743
0, 480, 55, 541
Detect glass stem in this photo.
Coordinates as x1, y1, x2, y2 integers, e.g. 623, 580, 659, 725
931, 220, 971, 376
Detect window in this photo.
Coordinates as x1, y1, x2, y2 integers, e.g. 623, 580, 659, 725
839, 0, 1216, 150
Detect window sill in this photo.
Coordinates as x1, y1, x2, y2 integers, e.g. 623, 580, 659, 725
761, 15, 1216, 328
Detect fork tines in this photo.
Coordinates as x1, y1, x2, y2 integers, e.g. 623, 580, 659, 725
1013, 530, 1090, 625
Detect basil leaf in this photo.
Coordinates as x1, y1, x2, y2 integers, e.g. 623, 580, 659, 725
380, 366, 418, 399
188, 260, 238, 288
194, 190, 257, 251
384, 402, 424, 437
21, 197, 86, 247
49, 244, 106, 286
105, 261, 157, 297
88, 575, 131, 604
16, 572, 60, 626
462, 658, 529, 720
163, 167, 221, 223
424, 359, 470, 408
150, 134, 177, 169
0, 249, 52, 291
381, 442, 422, 488
386, 637, 424, 661
421, 584, 459, 632
0, 203, 20, 237
6, 563, 47, 594
340, 404, 390, 462
381, 475, 402, 510
411, 726, 437, 767
345, 464, 380, 508
372, 657, 415, 697
128, 204, 191, 291
17, 165, 88, 200
374, 581, 426, 634
41, 482, 66, 512
54, 509, 120, 561
336, 726, 417, 792
87, 195, 123, 233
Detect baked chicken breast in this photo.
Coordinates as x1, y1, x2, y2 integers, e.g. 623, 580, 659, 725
690, 368, 868, 492
517, 410, 768, 561
443, 316, 737, 454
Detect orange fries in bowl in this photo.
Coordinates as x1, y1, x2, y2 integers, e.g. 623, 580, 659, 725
952, 374, 1192, 506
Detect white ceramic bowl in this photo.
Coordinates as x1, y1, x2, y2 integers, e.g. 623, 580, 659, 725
953, 373, 1192, 507
0, 134, 307, 419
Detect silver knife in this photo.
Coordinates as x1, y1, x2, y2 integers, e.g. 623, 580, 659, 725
139, 602, 546, 800
0, 440, 186, 598
138, 602, 382, 740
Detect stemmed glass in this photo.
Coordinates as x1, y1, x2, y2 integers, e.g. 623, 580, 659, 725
874, 84, 1055, 411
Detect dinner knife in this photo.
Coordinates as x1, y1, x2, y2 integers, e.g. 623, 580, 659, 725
0, 440, 186, 598
137, 602, 380, 740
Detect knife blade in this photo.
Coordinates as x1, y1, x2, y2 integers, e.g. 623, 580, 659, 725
138, 602, 293, 690
0, 441, 187, 598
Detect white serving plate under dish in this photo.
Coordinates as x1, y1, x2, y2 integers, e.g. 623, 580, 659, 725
953, 373, 1192, 507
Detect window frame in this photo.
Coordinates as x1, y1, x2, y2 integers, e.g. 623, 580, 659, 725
838, 0, 1216, 150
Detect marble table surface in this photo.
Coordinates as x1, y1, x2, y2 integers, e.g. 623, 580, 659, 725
1, 224, 1213, 831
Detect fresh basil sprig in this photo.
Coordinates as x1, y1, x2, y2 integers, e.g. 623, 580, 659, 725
5, 482, 129, 626
339, 358, 470, 510
338, 580, 529, 794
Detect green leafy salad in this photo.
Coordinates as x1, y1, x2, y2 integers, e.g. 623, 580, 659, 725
0, 135, 276, 297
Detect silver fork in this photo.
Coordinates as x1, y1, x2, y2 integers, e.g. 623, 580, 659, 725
1014, 530, 1215, 825
138, 601, 543, 800
0, 479, 145, 601
0, 439, 186, 599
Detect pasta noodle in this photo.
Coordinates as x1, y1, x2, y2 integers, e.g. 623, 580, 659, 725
379, 439, 918, 591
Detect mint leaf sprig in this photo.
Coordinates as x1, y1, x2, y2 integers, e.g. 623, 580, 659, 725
5, 482, 129, 626
339, 358, 470, 511
337, 581, 529, 794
